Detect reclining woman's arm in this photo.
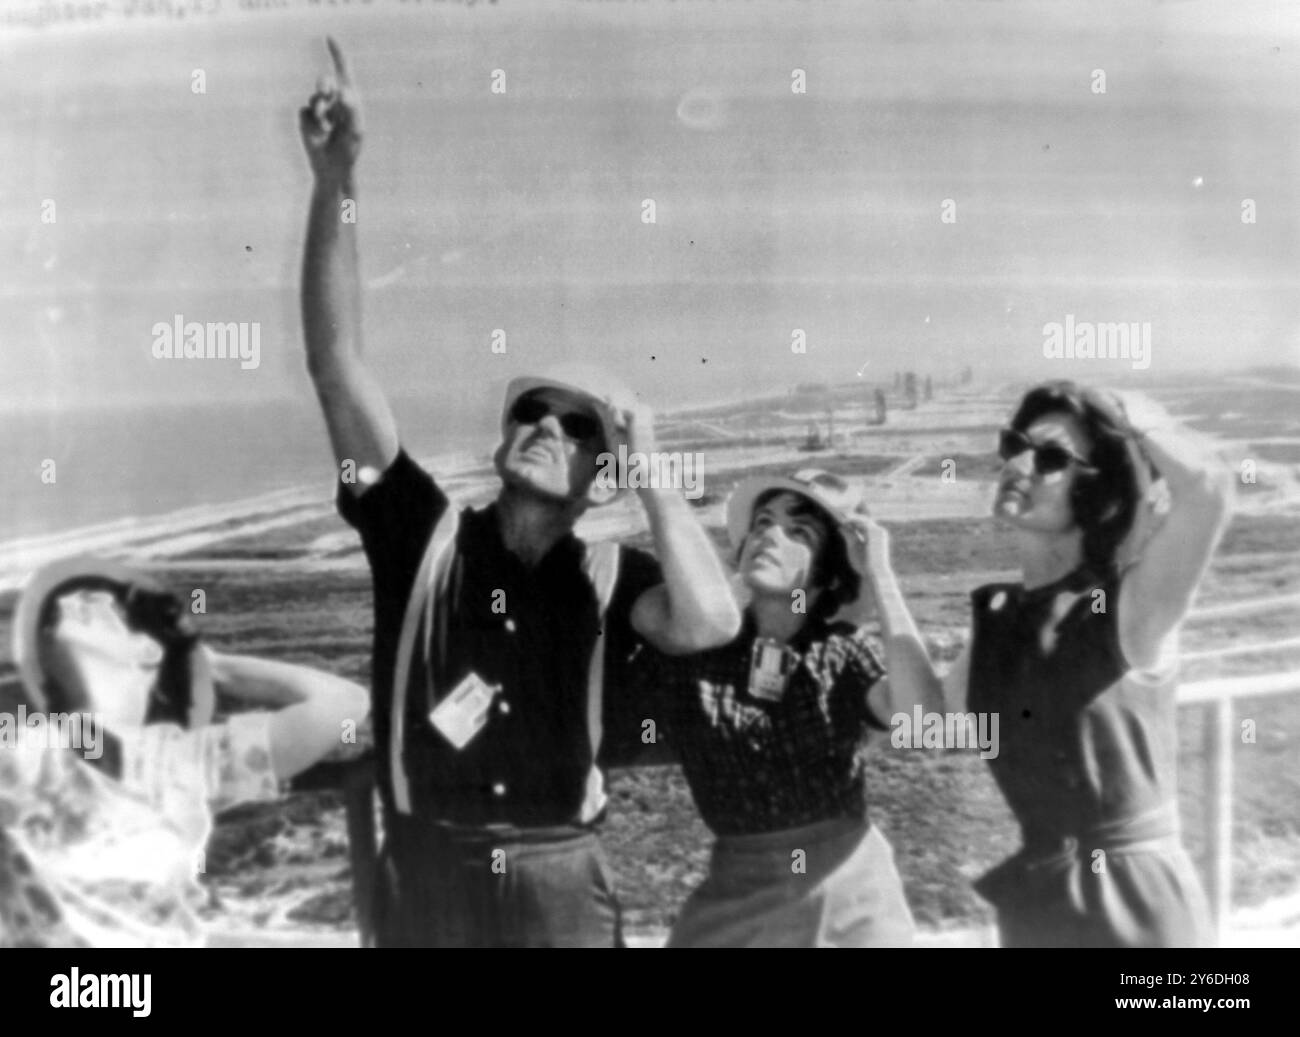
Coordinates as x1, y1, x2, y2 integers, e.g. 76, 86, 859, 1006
206, 650, 370, 782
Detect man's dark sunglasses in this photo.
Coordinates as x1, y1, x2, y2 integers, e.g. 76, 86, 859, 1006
997, 427, 1095, 476
509, 394, 602, 443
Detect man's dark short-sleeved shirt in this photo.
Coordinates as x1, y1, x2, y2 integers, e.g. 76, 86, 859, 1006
339, 450, 662, 827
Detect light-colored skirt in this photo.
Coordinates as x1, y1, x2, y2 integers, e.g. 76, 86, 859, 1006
667, 817, 915, 948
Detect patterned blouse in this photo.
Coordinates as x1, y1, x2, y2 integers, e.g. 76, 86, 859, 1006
642, 616, 889, 837
0, 713, 281, 948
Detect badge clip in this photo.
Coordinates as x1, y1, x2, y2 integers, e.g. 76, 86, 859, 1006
748, 639, 795, 703
428, 672, 501, 750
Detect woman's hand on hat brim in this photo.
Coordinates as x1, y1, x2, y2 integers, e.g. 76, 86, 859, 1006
843, 514, 890, 575
1108, 389, 1176, 437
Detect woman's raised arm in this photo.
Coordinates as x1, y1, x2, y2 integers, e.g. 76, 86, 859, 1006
848, 516, 950, 721
1113, 394, 1235, 671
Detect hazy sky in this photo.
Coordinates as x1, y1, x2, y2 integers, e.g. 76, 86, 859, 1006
2, 0, 1297, 417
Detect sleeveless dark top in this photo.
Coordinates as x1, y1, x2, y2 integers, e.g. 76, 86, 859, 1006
966, 567, 1212, 947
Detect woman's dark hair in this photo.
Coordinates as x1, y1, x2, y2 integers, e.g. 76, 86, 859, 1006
36, 580, 194, 727
745, 489, 861, 621
1009, 380, 1151, 575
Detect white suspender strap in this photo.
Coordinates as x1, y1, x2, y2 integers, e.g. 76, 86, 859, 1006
578, 540, 620, 824
389, 507, 461, 815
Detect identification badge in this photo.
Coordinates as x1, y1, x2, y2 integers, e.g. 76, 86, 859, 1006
748, 639, 795, 703
429, 672, 500, 750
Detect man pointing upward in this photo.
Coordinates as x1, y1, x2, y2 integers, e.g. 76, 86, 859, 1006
298, 38, 739, 947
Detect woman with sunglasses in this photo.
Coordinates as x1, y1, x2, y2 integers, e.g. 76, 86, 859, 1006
877, 380, 1233, 947
639, 469, 943, 948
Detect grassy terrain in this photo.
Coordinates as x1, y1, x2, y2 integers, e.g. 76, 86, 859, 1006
3, 377, 1297, 940
6, 503, 1294, 938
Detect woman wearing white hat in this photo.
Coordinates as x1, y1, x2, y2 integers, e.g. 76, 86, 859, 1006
641, 469, 942, 947
0, 557, 369, 947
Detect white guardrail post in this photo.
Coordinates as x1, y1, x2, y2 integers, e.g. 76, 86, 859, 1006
1180, 663, 1300, 943
1203, 695, 1233, 942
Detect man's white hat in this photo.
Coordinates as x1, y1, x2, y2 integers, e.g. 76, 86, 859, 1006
501, 362, 637, 458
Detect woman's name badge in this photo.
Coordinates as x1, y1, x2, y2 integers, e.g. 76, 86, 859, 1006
429, 672, 499, 750
748, 639, 794, 703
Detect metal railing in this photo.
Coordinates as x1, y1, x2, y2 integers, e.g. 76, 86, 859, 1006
1179, 593, 1300, 942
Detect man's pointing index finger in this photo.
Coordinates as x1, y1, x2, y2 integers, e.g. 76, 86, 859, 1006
326, 36, 352, 88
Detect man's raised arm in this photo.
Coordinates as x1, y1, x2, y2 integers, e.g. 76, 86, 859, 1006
617, 405, 742, 654
299, 37, 399, 492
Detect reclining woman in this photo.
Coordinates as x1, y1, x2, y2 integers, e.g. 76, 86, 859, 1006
0, 557, 369, 947
640, 469, 942, 947
871, 381, 1232, 947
